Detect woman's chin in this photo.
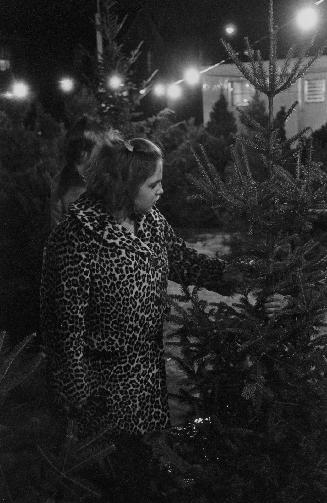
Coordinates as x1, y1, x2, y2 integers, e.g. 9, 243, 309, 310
135, 204, 155, 215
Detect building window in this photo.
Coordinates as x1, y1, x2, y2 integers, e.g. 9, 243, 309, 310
304, 79, 325, 103
230, 80, 255, 106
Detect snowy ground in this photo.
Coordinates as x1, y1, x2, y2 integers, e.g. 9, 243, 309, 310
181, 231, 231, 257
163, 232, 237, 425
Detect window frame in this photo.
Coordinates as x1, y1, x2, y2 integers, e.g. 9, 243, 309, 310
304, 79, 326, 103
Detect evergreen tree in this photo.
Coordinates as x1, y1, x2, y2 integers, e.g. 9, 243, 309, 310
0, 100, 63, 345
136, 110, 233, 229
240, 90, 268, 130
157, 1, 327, 501
311, 121, 327, 169
64, 84, 100, 125
237, 91, 270, 182
64, 0, 155, 135
206, 92, 237, 141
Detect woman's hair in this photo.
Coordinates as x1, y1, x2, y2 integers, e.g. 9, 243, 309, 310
85, 135, 163, 214
56, 116, 103, 198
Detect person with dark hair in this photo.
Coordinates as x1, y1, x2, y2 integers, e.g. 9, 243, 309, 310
40, 136, 228, 439
51, 116, 103, 226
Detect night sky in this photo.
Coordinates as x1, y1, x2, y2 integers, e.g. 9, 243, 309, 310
0, 0, 322, 114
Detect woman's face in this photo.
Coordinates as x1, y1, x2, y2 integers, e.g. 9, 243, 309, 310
134, 160, 163, 214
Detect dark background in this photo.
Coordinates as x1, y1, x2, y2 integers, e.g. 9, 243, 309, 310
0, 0, 325, 118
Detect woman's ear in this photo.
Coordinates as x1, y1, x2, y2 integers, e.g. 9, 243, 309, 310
81, 151, 89, 163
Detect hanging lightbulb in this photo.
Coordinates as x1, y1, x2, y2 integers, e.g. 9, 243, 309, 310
224, 24, 237, 36
295, 6, 319, 31
167, 83, 182, 100
153, 83, 166, 97
59, 77, 75, 93
12, 81, 30, 99
108, 74, 123, 90
184, 67, 200, 86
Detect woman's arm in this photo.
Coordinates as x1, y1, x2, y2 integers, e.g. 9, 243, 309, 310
164, 218, 229, 294
40, 233, 91, 408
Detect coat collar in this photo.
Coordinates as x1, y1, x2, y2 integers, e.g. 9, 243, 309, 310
69, 193, 153, 254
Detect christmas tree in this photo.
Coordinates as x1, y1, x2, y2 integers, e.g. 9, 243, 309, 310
239, 90, 268, 130
0, 100, 63, 345
206, 92, 237, 141
158, 1, 327, 501
312, 121, 327, 169
64, 0, 156, 135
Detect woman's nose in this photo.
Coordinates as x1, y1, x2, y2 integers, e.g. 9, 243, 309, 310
157, 184, 164, 195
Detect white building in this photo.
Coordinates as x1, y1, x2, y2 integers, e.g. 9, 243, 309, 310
202, 56, 327, 137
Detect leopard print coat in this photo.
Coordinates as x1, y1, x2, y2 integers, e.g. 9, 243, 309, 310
40, 194, 225, 437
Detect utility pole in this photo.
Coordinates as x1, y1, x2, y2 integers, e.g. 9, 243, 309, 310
95, 0, 103, 63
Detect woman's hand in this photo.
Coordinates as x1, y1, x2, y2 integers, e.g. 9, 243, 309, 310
264, 293, 291, 318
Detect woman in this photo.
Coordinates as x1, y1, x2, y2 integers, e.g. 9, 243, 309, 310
50, 115, 102, 227
40, 136, 227, 438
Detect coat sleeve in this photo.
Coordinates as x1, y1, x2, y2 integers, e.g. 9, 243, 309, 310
163, 217, 226, 293
40, 233, 91, 408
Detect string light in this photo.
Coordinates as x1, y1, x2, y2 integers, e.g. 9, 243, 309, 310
153, 83, 166, 97
152, 1, 325, 100
12, 81, 30, 99
225, 24, 237, 36
167, 83, 182, 100
295, 7, 319, 31
59, 77, 74, 93
184, 67, 200, 85
108, 74, 123, 90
